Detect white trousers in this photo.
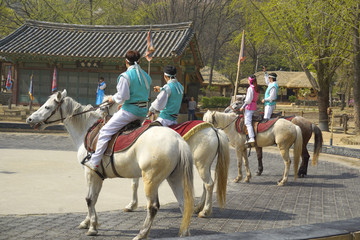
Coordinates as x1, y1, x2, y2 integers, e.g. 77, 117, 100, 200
264, 105, 276, 119
244, 109, 255, 138
155, 117, 177, 127
90, 108, 145, 166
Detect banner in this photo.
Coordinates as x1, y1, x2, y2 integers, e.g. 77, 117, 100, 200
238, 30, 245, 65
145, 30, 155, 61
6, 65, 12, 90
29, 74, 34, 101
51, 66, 57, 93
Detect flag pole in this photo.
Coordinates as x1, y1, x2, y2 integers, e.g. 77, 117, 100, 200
233, 30, 245, 103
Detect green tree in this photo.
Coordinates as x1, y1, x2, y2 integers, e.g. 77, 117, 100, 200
238, 0, 352, 131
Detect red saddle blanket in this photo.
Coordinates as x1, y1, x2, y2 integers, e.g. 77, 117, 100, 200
113, 122, 159, 153
235, 116, 280, 134
145, 120, 212, 140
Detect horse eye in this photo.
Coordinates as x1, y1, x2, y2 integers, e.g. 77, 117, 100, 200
45, 106, 50, 110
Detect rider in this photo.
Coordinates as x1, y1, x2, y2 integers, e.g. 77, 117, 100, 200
148, 65, 184, 127
83, 50, 152, 171
240, 74, 260, 144
261, 66, 279, 120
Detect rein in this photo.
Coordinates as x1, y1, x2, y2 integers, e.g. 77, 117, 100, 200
212, 113, 239, 131
44, 100, 113, 125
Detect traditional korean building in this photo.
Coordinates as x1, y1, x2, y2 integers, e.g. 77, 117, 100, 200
0, 20, 203, 109
238, 71, 317, 101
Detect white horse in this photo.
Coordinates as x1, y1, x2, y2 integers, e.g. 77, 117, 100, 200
203, 110, 303, 186
26, 90, 194, 239
102, 97, 230, 218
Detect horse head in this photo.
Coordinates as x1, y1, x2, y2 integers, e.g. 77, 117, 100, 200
224, 101, 242, 113
203, 110, 218, 127
26, 90, 68, 130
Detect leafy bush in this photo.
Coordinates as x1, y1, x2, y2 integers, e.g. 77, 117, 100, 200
201, 96, 231, 108
289, 95, 297, 103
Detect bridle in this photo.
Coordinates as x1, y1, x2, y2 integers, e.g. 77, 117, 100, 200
210, 112, 239, 131
42, 98, 113, 125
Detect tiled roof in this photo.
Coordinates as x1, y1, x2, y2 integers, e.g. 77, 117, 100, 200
0, 20, 195, 60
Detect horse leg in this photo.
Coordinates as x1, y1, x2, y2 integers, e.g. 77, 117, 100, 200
278, 148, 291, 186
255, 146, 264, 176
78, 170, 103, 236
298, 146, 310, 178
194, 167, 214, 218
233, 147, 243, 183
242, 149, 252, 183
194, 184, 206, 214
134, 178, 160, 240
124, 178, 139, 212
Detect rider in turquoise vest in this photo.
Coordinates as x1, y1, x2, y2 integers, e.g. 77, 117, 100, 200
121, 65, 151, 117
261, 66, 279, 120
83, 50, 152, 171
148, 65, 184, 127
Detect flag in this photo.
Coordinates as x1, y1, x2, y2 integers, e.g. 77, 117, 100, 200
238, 30, 245, 65
51, 66, 57, 93
29, 74, 34, 101
6, 65, 12, 90
145, 30, 155, 61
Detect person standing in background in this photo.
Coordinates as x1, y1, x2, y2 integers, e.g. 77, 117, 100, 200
96, 77, 106, 105
188, 97, 196, 121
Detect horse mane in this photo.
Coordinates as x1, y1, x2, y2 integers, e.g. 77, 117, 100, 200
63, 97, 101, 124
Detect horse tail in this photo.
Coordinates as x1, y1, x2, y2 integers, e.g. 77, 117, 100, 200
312, 123, 323, 166
293, 125, 303, 180
214, 129, 230, 208
178, 139, 194, 236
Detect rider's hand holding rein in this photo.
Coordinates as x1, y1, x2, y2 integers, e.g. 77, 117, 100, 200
153, 86, 161, 92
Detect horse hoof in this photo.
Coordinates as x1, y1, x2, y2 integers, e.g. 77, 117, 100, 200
233, 177, 241, 183
298, 173, 305, 178
124, 208, 134, 212
86, 229, 98, 236
256, 171, 262, 176
244, 178, 250, 183
277, 181, 285, 186
198, 210, 211, 218
179, 229, 191, 237
78, 222, 89, 229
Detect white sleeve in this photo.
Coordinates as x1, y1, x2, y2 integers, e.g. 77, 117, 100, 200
112, 75, 130, 104
241, 87, 254, 108
149, 87, 170, 112
264, 87, 276, 102
264, 72, 270, 86
99, 83, 106, 90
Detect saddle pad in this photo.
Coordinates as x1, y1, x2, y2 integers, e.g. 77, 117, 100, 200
84, 119, 104, 153
283, 116, 295, 121
257, 117, 280, 133
113, 122, 160, 153
169, 120, 213, 141
235, 115, 244, 134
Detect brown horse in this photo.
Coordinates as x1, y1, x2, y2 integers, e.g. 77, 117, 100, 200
225, 101, 323, 178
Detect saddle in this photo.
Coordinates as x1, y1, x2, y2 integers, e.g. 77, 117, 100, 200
84, 118, 143, 156
235, 114, 281, 134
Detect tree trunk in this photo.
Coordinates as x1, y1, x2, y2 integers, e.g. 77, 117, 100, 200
353, 4, 360, 134
317, 68, 330, 131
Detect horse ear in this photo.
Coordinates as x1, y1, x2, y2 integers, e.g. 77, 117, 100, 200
62, 89, 67, 98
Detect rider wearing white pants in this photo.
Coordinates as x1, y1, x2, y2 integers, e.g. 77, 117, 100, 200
261, 66, 279, 120
240, 75, 259, 144
84, 50, 151, 171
